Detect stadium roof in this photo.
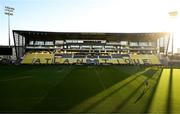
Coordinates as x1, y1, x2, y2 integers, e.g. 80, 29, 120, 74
13, 30, 170, 41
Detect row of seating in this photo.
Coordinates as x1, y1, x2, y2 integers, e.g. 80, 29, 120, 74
22, 52, 161, 65
22, 52, 53, 64
130, 54, 161, 64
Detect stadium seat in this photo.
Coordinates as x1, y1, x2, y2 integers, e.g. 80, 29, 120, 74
148, 55, 161, 65
22, 51, 53, 64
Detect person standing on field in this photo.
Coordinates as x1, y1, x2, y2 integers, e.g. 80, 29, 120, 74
144, 79, 149, 92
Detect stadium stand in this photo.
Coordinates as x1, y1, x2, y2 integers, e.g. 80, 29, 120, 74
13, 30, 169, 65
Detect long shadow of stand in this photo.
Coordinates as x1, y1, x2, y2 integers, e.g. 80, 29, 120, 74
83, 70, 144, 112
112, 68, 160, 112
144, 68, 163, 113
167, 68, 173, 113
134, 88, 149, 103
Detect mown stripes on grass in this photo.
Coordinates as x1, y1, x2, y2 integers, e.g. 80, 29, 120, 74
2, 65, 180, 113
171, 69, 180, 113
148, 69, 170, 113
69, 67, 161, 113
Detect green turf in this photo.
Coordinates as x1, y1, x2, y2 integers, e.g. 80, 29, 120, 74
171, 69, 180, 113
148, 68, 180, 113
0, 65, 180, 113
148, 69, 170, 113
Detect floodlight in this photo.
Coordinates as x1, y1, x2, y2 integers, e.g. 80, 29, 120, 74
4, 6, 15, 47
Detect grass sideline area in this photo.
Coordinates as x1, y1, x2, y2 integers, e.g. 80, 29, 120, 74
0, 65, 179, 113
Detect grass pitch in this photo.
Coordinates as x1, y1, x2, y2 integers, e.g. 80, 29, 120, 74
0, 65, 180, 113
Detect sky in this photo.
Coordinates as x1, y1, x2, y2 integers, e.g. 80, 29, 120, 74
0, 0, 179, 51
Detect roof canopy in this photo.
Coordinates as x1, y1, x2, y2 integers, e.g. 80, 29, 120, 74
13, 30, 169, 42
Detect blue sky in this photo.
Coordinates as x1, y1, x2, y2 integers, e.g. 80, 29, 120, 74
0, 0, 179, 51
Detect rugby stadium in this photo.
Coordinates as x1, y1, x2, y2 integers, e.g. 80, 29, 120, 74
0, 30, 180, 113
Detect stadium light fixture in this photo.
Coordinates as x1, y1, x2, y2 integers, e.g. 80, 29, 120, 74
4, 6, 15, 47
169, 11, 178, 17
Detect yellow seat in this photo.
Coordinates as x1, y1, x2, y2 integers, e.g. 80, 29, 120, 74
22, 51, 53, 64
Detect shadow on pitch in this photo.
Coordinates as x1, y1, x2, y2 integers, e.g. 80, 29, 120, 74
134, 88, 149, 103
143, 68, 158, 77
167, 68, 173, 113
32, 66, 139, 112
112, 68, 161, 112
83, 68, 152, 112
134, 69, 157, 103
144, 68, 173, 113
143, 68, 163, 113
